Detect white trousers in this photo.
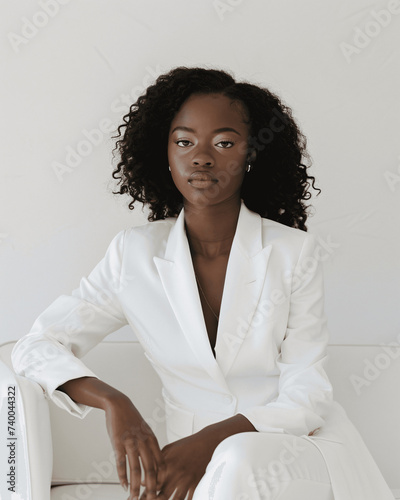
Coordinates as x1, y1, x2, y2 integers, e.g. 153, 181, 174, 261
192, 432, 334, 500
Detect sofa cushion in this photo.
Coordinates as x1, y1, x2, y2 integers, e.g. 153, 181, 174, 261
51, 483, 133, 499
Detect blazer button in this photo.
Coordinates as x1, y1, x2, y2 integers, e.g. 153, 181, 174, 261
223, 395, 233, 404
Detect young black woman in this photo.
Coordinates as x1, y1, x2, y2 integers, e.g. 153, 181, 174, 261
12, 67, 395, 500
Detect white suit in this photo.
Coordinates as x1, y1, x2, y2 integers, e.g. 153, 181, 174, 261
12, 199, 394, 499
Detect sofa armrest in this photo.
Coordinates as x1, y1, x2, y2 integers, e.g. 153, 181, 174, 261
0, 359, 52, 500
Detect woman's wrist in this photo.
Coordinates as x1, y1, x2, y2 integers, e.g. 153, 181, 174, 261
101, 388, 132, 412
57, 376, 130, 412
198, 413, 257, 448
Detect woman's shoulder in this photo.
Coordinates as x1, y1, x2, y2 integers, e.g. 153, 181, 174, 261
260, 215, 312, 241
259, 215, 318, 258
123, 216, 177, 245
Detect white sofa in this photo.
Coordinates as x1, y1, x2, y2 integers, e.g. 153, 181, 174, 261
1, 340, 399, 499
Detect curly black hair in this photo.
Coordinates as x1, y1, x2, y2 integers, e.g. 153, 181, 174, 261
112, 66, 320, 231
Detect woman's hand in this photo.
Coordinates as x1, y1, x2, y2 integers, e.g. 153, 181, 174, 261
139, 432, 216, 500
104, 393, 166, 500
57, 376, 166, 499
138, 413, 256, 499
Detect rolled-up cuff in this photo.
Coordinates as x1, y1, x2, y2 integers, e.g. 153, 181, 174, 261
50, 387, 95, 418
14, 343, 100, 419
44, 360, 99, 418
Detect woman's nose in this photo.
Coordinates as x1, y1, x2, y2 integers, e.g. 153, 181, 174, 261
191, 147, 214, 167
192, 158, 213, 167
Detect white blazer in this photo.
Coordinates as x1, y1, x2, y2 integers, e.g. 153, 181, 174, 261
12, 199, 394, 500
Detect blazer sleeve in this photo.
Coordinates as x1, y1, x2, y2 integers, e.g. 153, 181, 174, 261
11, 229, 129, 418
238, 233, 334, 436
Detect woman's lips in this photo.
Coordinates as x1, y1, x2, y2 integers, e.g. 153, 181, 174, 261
188, 171, 218, 188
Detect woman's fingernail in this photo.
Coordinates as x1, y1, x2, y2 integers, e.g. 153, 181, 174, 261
122, 482, 128, 491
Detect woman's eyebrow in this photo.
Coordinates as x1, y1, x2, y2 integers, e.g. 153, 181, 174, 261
171, 126, 241, 136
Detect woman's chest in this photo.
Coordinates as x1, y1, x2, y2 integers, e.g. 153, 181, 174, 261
191, 254, 230, 357
118, 244, 290, 368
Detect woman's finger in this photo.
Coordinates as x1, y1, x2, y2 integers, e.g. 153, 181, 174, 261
156, 486, 178, 500
113, 444, 129, 491
148, 437, 166, 487
124, 437, 142, 499
138, 444, 158, 500
149, 436, 165, 469
168, 488, 189, 500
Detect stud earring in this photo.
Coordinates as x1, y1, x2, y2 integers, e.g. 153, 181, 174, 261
246, 164, 252, 173
168, 165, 171, 171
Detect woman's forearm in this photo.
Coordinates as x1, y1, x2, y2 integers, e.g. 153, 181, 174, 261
58, 376, 164, 496
57, 376, 129, 411
197, 413, 257, 450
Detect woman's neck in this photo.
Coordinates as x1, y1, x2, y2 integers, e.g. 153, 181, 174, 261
183, 197, 241, 259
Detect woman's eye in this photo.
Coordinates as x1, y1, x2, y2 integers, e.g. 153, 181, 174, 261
174, 139, 234, 148
175, 140, 192, 147
216, 140, 234, 148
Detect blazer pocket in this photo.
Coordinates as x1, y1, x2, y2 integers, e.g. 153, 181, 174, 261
161, 388, 194, 440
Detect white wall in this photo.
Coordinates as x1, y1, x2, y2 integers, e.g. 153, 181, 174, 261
1, 0, 399, 346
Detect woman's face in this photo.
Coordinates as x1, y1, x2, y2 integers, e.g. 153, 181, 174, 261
168, 93, 252, 208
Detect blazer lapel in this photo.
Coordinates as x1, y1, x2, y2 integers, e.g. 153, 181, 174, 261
153, 199, 272, 385
216, 201, 272, 376
153, 207, 229, 390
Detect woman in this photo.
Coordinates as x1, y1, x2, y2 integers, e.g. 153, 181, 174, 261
12, 67, 394, 500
